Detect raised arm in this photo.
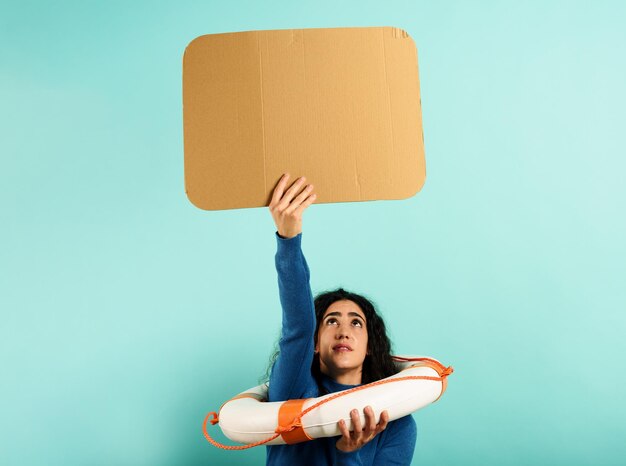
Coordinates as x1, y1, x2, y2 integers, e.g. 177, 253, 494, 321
268, 174, 318, 401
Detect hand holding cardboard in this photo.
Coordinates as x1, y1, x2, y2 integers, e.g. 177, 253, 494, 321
269, 174, 317, 239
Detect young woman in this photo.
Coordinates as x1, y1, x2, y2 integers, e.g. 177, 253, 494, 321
266, 174, 417, 466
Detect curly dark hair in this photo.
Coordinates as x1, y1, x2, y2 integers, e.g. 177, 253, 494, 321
262, 288, 397, 387
312, 288, 397, 386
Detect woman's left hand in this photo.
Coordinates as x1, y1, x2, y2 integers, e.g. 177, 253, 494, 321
336, 406, 389, 453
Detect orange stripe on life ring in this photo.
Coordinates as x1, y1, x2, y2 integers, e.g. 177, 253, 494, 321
277, 399, 312, 444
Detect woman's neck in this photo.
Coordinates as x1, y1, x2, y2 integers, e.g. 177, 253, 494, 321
321, 366, 362, 385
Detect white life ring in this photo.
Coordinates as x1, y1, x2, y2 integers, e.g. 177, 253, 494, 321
203, 356, 453, 449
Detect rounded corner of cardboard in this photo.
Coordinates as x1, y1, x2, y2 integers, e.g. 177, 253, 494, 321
184, 34, 205, 55
404, 175, 426, 199
185, 188, 210, 212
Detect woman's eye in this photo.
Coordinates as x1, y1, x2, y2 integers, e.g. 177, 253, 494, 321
326, 318, 338, 325
352, 320, 362, 327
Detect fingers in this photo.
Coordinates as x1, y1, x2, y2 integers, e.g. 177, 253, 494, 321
364, 406, 376, 433
270, 173, 290, 206
270, 173, 317, 215
278, 176, 307, 210
268, 173, 316, 238
293, 192, 316, 217
270, 174, 310, 209
350, 409, 362, 434
336, 407, 387, 453
375, 410, 389, 435
338, 418, 350, 439
285, 182, 313, 210
355, 407, 388, 438
287, 184, 316, 215
347, 407, 385, 435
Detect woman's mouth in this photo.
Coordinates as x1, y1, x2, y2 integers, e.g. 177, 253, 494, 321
332, 344, 352, 352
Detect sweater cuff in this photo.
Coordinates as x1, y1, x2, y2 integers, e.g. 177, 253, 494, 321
275, 231, 302, 249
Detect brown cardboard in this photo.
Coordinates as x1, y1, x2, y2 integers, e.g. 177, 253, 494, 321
183, 26, 425, 211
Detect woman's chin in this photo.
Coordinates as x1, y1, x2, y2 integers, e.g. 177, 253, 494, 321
328, 361, 361, 374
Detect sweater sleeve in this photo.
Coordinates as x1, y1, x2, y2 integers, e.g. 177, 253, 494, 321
371, 415, 417, 465
268, 232, 317, 401
334, 449, 363, 466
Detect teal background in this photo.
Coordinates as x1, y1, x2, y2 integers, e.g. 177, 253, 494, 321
1, 0, 625, 465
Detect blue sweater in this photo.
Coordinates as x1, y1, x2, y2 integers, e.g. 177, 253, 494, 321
266, 232, 417, 466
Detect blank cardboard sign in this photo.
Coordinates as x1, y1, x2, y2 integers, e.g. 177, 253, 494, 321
183, 26, 425, 211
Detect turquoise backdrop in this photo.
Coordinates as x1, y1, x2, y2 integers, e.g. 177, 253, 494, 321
1, 1, 625, 465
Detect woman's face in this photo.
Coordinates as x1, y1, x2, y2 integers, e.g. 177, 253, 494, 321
315, 300, 368, 384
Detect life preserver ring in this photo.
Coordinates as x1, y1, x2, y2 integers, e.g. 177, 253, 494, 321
203, 356, 453, 450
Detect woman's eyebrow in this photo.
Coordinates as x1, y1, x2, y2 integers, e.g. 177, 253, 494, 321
324, 311, 366, 321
